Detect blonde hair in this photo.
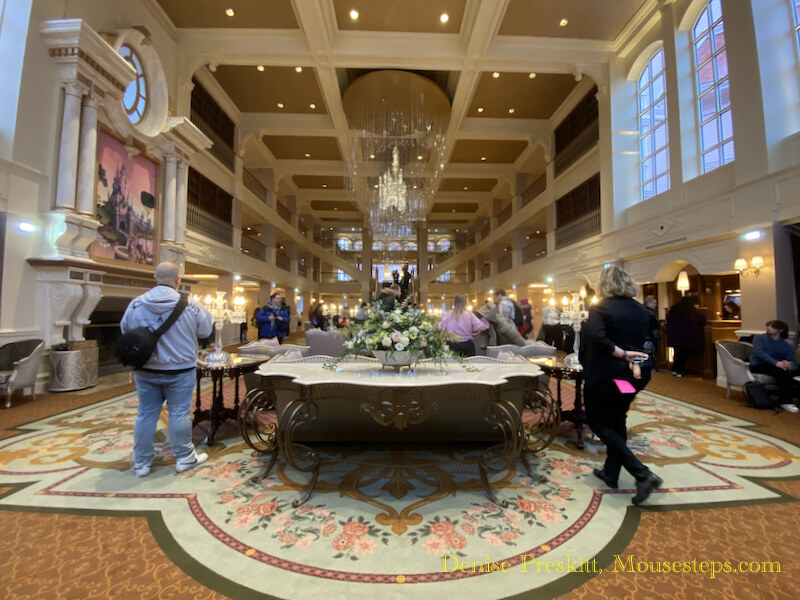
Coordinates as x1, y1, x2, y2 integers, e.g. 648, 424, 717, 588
452, 295, 467, 318
598, 265, 639, 299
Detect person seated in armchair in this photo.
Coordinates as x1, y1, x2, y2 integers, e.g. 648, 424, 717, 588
439, 294, 489, 356
476, 301, 531, 349
750, 319, 800, 412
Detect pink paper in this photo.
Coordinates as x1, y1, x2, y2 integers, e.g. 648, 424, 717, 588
613, 379, 636, 394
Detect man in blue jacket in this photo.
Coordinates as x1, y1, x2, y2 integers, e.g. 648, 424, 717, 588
120, 262, 213, 476
256, 292, 289, 343
750, 320, 800, 412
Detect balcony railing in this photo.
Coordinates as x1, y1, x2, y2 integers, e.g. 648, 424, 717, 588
496, 204, 512, 227
276, 202, 292, 224
522, 238, 547, 263
555, 208, 601, 249
187, 204, 232, 246
189, 110, 235, 172
521, 174, 546, 207
240, 235, 266, 261
480, 264, 491, 280
276, 253, 291, 271
479, 223, 491, 239
554, 119, 599, 177
498, 254, 512, 273
433, 273, 470, 284
243, 169, 269, 205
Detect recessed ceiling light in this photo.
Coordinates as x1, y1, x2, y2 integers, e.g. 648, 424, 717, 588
295, 66, 303, 73
374, 184, 378, 189
492, 72, 500, 78
560, 18, 568, 27
257, 65, 264, 72
529, 72, 536, 78
309, 103, 316, 109
322, 184, 327, 188
369, 153, 375, 159
440, 13, 449, 23
536, 230, 540, 234
480, 156, 486, 161
413, 184, 418, 189
417, 155, 423, 160
477, 107, 484, 113
225, 8, 235, 17
304, 153, 311, 158
508, 108, 515, 114
452, 209, 456, 212
350, 9, 359, 20
277, 102, 284, 108
334, 207, 338, 210
463, 186, 468, 190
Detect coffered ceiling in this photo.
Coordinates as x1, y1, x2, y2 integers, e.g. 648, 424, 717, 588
154, 0, 651, 235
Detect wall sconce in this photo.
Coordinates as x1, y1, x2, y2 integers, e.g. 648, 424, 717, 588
735, 256, 763, 277
676, 271, 690, 295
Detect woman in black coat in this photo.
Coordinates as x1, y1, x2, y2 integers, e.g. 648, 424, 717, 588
665, 295, 707, 377
580, 265, 663, 505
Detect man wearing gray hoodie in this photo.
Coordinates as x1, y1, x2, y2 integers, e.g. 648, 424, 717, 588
120, 262, 213, 477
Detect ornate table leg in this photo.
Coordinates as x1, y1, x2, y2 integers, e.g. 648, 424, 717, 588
520, 380, 560, 483
193, 369, 203, 425
206, 371, 224, 446
574, 373, 585, 449
479, 388, 524, 507
279, 386, 320, 507
238, 386, 279, 482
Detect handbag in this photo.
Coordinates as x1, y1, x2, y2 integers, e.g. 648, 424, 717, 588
115, 293, 188, 368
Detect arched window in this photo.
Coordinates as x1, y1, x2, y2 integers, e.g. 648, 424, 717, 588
637, 49, 670, 201
353, 240, 363, 251
119, 44, 148, 124
437, 239, 451, 252
337, 238, 351, 250
337, 269, 352, 281
388, 243, 402, 252
692, 0, 733, 173
372, 241, 384, 251
427, 241, 436, 252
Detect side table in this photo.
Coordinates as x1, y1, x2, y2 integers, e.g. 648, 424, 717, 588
530, 355, 585, 449
194, 354, 262, 445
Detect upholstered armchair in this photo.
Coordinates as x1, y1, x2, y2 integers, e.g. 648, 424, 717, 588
305, 329, 346, 357
0, 339, 45, 408
715, 340, 778, 398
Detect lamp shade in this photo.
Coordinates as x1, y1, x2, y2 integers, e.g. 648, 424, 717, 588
750, 256, 765, 269
734, 258, 748, 272
676, 271, 690, 292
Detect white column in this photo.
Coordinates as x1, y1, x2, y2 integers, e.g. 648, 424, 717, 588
175, 157, 188, 244
162, 153, 177, 242
75, 92, 101, 215
55, 82, 86, 210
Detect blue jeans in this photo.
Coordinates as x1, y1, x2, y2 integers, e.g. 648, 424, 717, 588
133, 369, 197, 468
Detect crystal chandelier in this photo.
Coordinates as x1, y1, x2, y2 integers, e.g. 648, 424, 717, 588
343, 70, 450, 247
379, 147, 407, 211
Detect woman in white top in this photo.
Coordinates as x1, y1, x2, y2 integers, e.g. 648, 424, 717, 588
438, 295, 489, 356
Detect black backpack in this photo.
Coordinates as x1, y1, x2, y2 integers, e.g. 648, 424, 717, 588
115, 294, 188, 368
513, 301, 524, 327
743, 381, 775, 410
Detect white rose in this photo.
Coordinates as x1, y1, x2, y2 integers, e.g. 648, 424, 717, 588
382, 320, 391, 329
400, 335, 410, 346
381, 336, 392, 347
395, 342, 406, 351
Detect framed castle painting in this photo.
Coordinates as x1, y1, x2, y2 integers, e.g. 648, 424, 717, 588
91, 130, 158, 266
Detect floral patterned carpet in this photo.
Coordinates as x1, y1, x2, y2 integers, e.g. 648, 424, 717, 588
1, 385, 799, 600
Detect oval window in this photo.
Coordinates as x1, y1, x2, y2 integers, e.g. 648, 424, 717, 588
120, 44, 148, 124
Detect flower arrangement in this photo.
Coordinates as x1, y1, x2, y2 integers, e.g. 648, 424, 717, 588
324, 298, 467, 370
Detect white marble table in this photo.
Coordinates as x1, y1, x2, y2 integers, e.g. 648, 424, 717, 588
240, 356, 554, 506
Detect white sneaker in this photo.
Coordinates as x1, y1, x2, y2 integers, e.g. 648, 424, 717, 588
175, 451, 208, 473
781, 403, 800, 413
132, 464, 150, 477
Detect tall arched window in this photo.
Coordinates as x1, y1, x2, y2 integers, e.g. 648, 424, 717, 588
637, 49, 669, 201
692, 0, 733, 173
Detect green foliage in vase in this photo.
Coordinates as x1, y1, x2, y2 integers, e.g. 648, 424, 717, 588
323, 298, 472, 370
